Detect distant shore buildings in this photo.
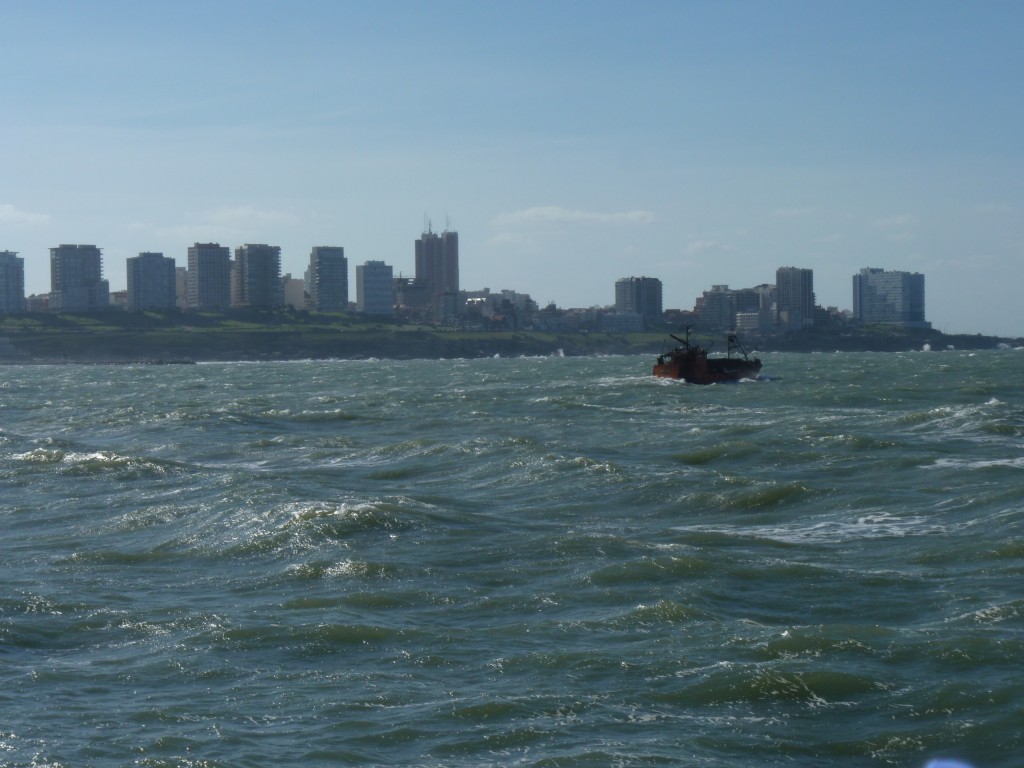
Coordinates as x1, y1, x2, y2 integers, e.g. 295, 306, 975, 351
356, 260, 394, 316
127, 252, 176, 312
775, 266, 816, 331
669, 266, 927, 335
305, 246, 347, 313
187, 243, 231, 310
1, 227, 929, 334
233, 244, 283, 308
0, 251, 26, 314
853, 267, 929, 328
613, 276, 663, 331
49, 244, 109, 312
388, 223, 461, 323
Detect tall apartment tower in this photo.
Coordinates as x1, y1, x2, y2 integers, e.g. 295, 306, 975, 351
126, 252, 176, 312
696, 284, 736, 331
356, 260, 394, 316
852, 268, 928, 328
234, 244, 283, 308
614, 276, 663, 326
306, 246, 348, 312
0, 251, 25, 314
50, 244, 110, 311
187, 243, 231, 310
175, 267, 189, 309
775, 266, 816, 330
415, 226, 459, 299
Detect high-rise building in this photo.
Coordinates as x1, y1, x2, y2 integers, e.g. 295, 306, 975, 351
0, 251, 25, 314
696, 285, 736, 331
233, 244, 283, 308
187, 243, 231, 310
126, 252, 176, 311
775, 266, 815, 330
414, 225, 459, 318
614, 276, 663, 326
693, 283, 774, 332
175, 267, 189, 309
306, 246, 348, 312
356, 260, 394, 316
852, 268, 929, 328
50, 244, 110, 311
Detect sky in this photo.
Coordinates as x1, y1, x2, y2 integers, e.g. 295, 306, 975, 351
2, 0, 1022, 336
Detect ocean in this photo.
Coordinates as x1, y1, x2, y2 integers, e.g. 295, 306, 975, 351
1, 350, 1022, 767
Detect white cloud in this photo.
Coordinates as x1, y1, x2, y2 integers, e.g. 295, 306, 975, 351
155, 206, 302, 244
681, 239, 733, 257
491, 206, 655, 228
155, 223, 239, 243
198, 206, 300, 228
0, 203, 50, 225
486, 232, 536, 248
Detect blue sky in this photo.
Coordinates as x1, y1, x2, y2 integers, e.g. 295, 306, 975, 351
2, 0, 1022, 335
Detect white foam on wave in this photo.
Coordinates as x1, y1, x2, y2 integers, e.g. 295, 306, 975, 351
674, 510, 948, 545
930, 456, 1024, 471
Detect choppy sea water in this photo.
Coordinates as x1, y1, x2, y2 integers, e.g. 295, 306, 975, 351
1, 350, 1023, 768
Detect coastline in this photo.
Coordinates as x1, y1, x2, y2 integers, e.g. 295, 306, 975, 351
0, 310, 1019, 364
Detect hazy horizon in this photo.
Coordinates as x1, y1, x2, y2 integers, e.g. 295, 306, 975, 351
3, 1, 1022, 336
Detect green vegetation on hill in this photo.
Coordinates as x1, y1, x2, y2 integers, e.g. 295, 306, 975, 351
0, 309, 662, 362
0, 309, 1017, 363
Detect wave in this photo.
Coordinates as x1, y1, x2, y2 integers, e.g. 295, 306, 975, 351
12, 448, 186, 479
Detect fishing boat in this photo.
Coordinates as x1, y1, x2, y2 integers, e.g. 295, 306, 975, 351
653, 328, 762, 384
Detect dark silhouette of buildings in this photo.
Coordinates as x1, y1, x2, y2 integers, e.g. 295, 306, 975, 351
127, 252, 176, 311
187, 243, 231, 310
0, 251, 25, 314
50, 244, 109, 311
414, 225, 459, 321
775, 267, 816, 330
614, 276, 663, 327
306, 246, 348, 312
356, 260, 394, 316
234, 244, 283, 308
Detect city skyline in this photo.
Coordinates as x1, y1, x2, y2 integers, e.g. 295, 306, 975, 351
2, 2, 1022, 335
1, 237, 932, 330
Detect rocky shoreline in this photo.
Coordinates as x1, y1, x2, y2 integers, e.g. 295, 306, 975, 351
0, 325, 1018, 365
0, 309, 1019, 364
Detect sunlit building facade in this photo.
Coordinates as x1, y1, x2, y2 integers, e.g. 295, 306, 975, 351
852, 268, 929, 328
